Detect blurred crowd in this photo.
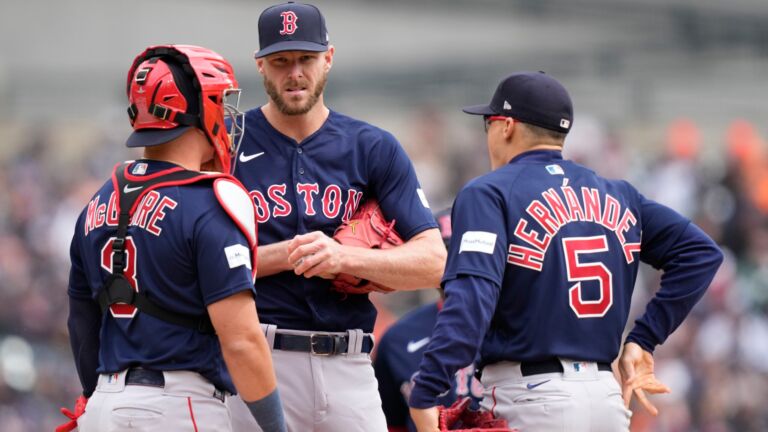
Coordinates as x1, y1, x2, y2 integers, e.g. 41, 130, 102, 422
0, 113, 766, 431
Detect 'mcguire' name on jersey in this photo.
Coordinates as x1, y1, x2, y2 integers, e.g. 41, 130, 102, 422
83, 191, 178, 236
509, 181, 641, 271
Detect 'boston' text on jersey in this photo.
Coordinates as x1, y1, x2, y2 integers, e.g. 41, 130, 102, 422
249, 182, 363, 223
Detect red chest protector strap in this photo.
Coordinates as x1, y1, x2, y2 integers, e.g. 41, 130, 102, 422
97, 161, 226, 334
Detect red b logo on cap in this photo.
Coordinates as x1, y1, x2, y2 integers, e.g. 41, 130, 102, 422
279, 11, 298, 35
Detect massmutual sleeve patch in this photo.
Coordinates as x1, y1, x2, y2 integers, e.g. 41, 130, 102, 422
224, 244, 251, 269
459, 231, 497, 254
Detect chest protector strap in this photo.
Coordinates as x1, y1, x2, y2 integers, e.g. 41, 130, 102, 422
97, 161, 227, 334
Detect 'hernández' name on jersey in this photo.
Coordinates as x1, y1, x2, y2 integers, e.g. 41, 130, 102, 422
444, 150, 718, 365
505, 174, 640, 275
233, 108, 437, 333
68, 160, 256, 393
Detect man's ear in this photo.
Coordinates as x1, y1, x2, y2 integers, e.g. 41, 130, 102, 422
324, 45, 335, 71
502, 118, 516, 140
256, 58, 265, 75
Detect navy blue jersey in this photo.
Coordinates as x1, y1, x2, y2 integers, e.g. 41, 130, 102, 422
233, 108, 437, 332
375, 302, 483, 432
68, 160, 256, 393
409, 149, 722, 408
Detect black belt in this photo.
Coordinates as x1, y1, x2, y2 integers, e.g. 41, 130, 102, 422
125, 368, 165, 388
124, 368, 226, 402
520, 359, 612, 376
273, 333, 374, 355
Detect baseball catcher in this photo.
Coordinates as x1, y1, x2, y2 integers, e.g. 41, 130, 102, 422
61, 44, 286, 432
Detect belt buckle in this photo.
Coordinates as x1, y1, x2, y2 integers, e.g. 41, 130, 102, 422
309, 333, 333, 356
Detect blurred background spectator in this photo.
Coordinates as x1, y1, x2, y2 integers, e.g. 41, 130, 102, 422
1, 0, 767, 430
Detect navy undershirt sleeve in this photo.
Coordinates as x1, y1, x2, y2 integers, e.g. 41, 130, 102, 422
627, 198, 723, 352
66, 221, 102, 397
408, 275, 499, 408
68, 296, 102, 397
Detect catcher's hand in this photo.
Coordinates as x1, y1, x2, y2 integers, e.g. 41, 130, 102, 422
620, 342, 671, 416
330, 199, 403, 294
56, 394, 87, 432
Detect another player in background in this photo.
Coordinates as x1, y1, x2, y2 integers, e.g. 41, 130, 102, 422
408, 72, 724, 432
227, 2, 446, 431
62, 45, 285, 432
374, 208, 484, 432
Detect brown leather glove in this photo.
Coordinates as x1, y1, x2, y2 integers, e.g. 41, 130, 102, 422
331, 199, 403, 294
438, 397, 517, 431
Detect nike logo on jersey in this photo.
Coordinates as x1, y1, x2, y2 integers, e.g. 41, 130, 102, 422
406, 337, 430, 353
239, 151, 264, 163
526, 379, 550, 390
123, 184, 143, 193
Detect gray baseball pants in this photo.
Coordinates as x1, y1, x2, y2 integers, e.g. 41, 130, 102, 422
228, 325, 387, 432
78, 369, 231, 431
479, 358, 632, 432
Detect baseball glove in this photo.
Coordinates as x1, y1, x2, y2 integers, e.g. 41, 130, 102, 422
56, 395, 87, 432
439, 397, 516, 432
331, 198, 403, 294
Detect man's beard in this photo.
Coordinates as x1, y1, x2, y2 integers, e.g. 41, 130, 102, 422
264, 72, 328, 116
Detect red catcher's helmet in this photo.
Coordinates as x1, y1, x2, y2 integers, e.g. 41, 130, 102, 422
125, 45, 244, 173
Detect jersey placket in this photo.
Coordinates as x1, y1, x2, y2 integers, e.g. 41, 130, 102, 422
292, 141, 308, 234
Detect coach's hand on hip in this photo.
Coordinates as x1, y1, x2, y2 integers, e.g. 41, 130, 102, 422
620, 342, 671, 416
410, 406, 439, 432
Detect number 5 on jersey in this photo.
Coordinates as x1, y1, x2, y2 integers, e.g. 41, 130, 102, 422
100, 236, 139, 318
563, 235, 612, 318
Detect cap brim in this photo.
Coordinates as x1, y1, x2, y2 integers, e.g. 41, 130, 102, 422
461, 104, 497, 116
126, 126, 191, 148
254, 41, 329, 58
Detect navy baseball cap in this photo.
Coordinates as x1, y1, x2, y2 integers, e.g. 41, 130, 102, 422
254, 2, 329, 59
463, 71, 573, 134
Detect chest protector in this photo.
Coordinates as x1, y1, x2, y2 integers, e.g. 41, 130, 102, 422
97, 161, 258, 334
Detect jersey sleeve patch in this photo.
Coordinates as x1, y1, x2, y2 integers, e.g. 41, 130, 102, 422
224, 244, 251, 269
417, 188, 430, 208
213, 178, 257, 247
459, 231, 497, 254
